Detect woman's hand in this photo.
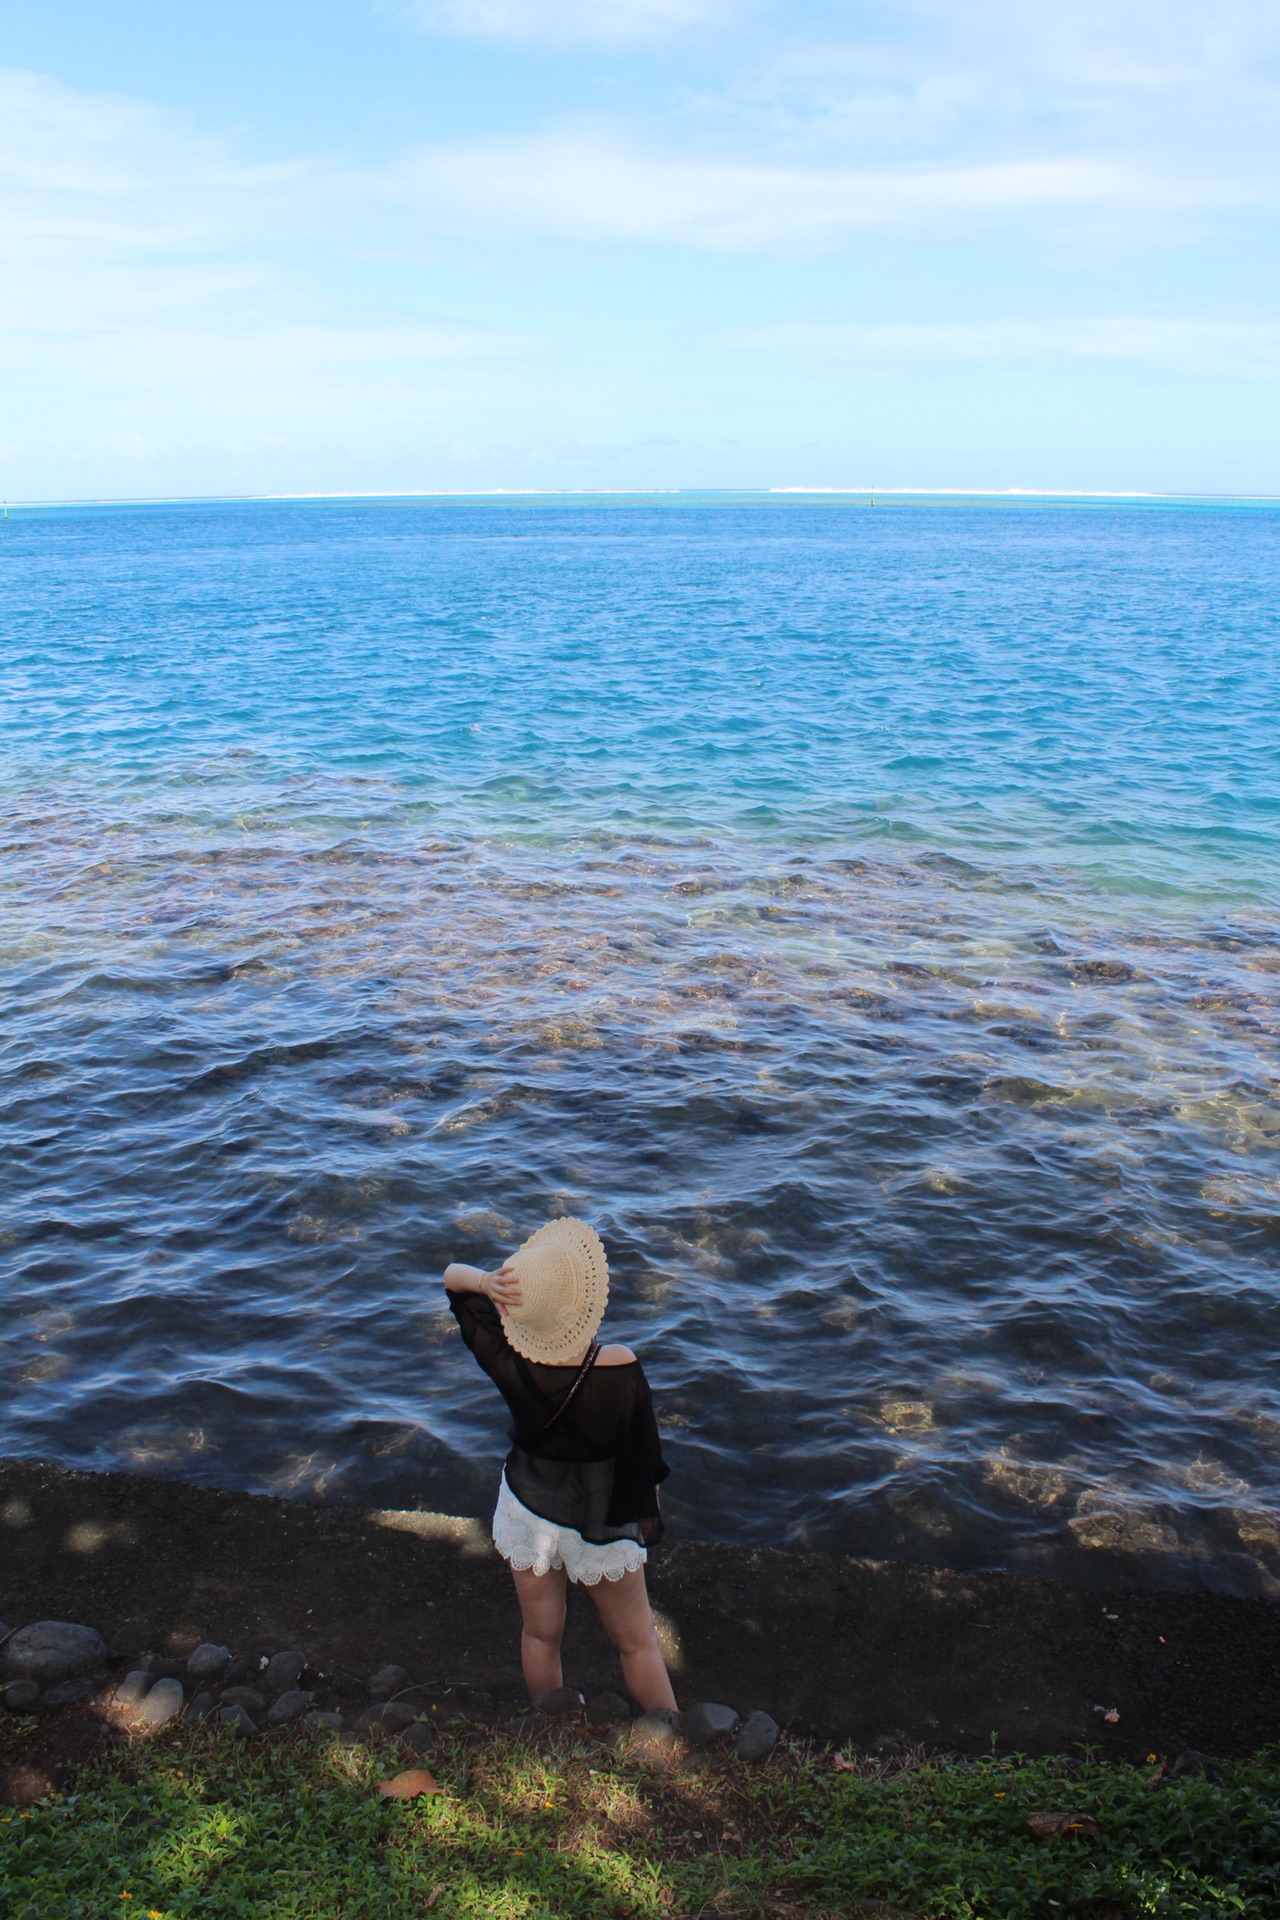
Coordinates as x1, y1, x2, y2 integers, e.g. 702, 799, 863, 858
443, 1260, 523, 1317
483, 1262, 523, 1317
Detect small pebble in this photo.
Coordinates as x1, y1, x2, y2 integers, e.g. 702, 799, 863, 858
113, 1671, 153, 1710
219, 1703, 258, 1736
326, 1668, 368, 1701
220, 1686, 267, 1714
734, 1710, 780, 1763
136, 1678, 185, 1730
629, 1709, 682, 1756
400, 1722, 436, 1757
301, 1710, 344, 1736
584, 1691, 631, 1727
137, 1654, 184, 1682
267, 1689, 311, 1728
443, 1686, 494, 1711
187, 1643, 231, 1682
357, 1702, 417, 1735
684, 1701, 739, 1746
39, 1677, 96, 1711
533, 1686, 584, 1719
369, 1664, 411, 1702
263, 1651, 305, 1696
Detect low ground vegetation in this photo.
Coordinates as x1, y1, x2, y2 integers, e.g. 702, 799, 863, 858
2, 1714, 1277, 1920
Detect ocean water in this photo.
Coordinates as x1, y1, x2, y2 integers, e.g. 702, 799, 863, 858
3, 494, 1279, 1593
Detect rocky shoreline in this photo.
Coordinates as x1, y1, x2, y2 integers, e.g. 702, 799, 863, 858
3, 1458, 1279, 1768
0, 1613, 782, 1805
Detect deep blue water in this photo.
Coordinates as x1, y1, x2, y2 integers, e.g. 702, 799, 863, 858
3, 494, 1279, 1591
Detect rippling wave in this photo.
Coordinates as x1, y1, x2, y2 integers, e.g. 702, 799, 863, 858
2, 496, 1279, 1593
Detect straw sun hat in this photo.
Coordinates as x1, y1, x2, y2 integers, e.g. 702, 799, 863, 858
500, 1217, 609, 1365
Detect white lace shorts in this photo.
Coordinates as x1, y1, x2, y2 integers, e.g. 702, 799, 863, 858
492, 1476, 647, 1586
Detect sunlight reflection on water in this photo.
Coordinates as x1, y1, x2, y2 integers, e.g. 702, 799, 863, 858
3, 497, 1280, 1591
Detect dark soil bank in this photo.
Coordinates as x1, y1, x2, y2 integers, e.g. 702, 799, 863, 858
3, 1459, 1278, 1759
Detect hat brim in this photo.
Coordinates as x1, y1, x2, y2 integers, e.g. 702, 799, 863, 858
500, 1218, 609, 1365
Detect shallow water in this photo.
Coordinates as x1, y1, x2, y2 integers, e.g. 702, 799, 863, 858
3, 495, 1279, 1592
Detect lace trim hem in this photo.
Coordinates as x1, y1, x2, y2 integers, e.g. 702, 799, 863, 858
492, 1479, 646, 1585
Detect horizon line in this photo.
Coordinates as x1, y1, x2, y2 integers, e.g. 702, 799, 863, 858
4, 486, 1279, 509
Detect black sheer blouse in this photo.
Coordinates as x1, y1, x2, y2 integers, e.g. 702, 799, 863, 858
449, 1291, 669, 1545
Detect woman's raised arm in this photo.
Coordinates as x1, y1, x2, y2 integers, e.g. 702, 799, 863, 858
444, 1261, 523, 1316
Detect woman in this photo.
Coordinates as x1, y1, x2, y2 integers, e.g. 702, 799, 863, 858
444, 1217, 677, 1713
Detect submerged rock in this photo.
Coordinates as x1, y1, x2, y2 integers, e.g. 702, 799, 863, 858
3, 1622, 108, 1687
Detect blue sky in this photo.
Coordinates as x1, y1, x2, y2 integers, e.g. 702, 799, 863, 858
2, 0, 1279, 498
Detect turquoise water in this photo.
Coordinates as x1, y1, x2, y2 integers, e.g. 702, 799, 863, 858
3, 495, 1279, 1590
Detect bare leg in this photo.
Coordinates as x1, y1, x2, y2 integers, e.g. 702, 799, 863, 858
586, 1567, 677, 1713
510, 1564, 568, 1700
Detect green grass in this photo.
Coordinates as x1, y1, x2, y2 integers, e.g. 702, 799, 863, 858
3, 1723, 1279, 1920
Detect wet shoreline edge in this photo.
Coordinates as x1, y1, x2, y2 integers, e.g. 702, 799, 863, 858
3, 1458, 1278, 1760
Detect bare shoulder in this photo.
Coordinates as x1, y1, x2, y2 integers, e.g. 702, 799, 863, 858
597, 1344, 637, 1367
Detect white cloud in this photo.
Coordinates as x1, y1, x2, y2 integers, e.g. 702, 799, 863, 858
0, 67, 536, 468
679, 0, 1280, 173
375, 130, 1169, 249
727, 317, 1280, 379
399, 0, 730, 45
5, 321, 535, 370
901, 0, 1280, 89
0, 65, 312, 287
1, 54, 1276, 498
4, 63, 1197, 285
